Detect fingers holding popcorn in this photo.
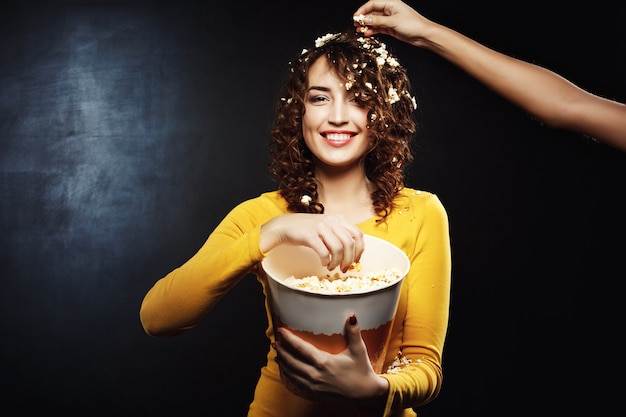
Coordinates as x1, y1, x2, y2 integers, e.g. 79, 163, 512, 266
260, 213, 364, 272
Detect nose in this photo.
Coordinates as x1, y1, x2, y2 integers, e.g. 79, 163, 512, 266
328, 100, 348, 125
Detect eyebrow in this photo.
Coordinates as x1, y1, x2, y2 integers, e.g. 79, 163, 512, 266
307, 86, 330, 93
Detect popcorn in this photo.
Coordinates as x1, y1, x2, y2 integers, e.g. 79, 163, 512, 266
283, 267, 402, 294
386, 350, 413, 374
315, 33, 340, 48
353, 14, 366, 26
388, 87, 400, 104
300, 195, 312, 206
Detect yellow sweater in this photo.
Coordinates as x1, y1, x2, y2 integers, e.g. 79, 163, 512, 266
140, 188, 451, 417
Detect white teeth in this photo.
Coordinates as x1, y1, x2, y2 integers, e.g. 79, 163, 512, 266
326, 133, 351, 141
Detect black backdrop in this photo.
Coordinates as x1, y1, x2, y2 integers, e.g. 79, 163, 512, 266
1, 1, 625, 416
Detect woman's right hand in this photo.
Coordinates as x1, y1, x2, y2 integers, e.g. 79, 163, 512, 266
260, 213, 364, 272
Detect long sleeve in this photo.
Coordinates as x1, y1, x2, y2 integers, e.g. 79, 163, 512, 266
362, 189, 451, 415
139, 192, 287, 337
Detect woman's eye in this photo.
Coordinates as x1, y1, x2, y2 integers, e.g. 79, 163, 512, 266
307, 95, 329, 105
350, 96, 365, 107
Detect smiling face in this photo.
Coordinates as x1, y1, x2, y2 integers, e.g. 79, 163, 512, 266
268, 32, 417, 216
301, 57, 371, 171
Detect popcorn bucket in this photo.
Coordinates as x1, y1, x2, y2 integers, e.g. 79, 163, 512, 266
261, 234, 410, 398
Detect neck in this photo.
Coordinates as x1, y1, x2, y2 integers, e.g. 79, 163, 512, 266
314, 165, 376, 222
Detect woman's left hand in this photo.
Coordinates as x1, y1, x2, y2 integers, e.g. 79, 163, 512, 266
273, 314, 389, 401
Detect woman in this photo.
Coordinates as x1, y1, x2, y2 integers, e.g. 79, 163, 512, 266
353, 0, 626, 152
140, 31, 451, 417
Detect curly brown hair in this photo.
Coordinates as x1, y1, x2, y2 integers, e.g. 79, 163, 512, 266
268, 31, 417, 223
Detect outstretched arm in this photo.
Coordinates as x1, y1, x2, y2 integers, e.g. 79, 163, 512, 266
354, 0, 626, 151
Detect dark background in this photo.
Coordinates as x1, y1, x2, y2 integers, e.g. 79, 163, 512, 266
1, 1, 625, 416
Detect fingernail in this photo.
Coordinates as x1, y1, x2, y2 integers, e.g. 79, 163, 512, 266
349, 315, 357, 325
